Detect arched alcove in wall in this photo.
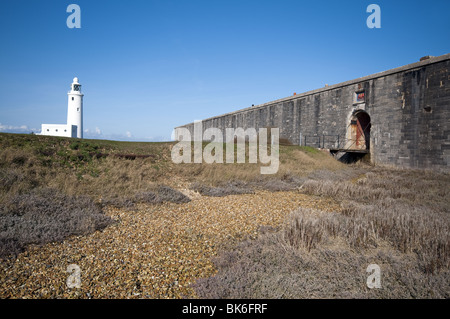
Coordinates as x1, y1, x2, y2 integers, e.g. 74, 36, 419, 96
348, 110, 371, 150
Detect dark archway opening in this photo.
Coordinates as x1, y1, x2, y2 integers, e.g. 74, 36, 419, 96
349, 110, 371, 151
334, 110, 372, 164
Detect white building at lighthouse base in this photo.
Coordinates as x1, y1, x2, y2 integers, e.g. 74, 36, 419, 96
40, 77, 84, 139
40, 123, 77, 138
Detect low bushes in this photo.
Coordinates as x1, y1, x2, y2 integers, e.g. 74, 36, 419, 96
136, 185, 191, 204
193, 168, 450, 298
191, 181, 253, 197
0, 188, 114, 259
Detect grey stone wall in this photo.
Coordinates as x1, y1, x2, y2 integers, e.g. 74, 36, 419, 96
175, 54, 450, 170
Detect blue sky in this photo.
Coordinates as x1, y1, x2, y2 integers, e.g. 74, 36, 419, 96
0, 0, 449, 141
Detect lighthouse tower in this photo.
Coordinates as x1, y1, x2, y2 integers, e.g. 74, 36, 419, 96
67, 77, 83, 138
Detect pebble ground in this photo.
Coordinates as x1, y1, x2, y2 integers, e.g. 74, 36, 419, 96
0, 190, 339, 299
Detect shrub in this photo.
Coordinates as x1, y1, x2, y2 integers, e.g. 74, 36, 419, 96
0, 168, 24, 192
306, 168, 365, 182
69, 142, 80, 150
0, 188, 114, 259
135, 185, 191, 204
100, 196, 136, 210
134, 191, 158, 204
191, 181, 253, 197
258, 176, 302, 192
193, 168, 450, 299
193, 206, 450, 298
155, 185, 191, 203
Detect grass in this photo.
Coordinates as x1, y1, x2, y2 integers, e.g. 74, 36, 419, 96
0, 133, 173, 202
2, 132, 448, 299
0, 132, 344, 203
193, 167, 450, 298
0, 134, 182, 258
190, 180, 254, 197
0, 132, 343, 260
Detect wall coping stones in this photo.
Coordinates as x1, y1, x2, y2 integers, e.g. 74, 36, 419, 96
176, 53, 450, 128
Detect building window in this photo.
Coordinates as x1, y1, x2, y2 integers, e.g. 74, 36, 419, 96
77, 108, 79, 111
354, 90, 365, 104
47, 129, 49, 132
64, 129, 67, 132
72, 97, 74, 101
356, 92, 365, 102
55, 129, 58, 132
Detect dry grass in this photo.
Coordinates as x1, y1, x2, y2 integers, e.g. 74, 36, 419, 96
0, 132, 343, 260
3, 133, 448, 299
193, 222, 449, 298
190, 180, 254, 197
193, 167, 450, 298
0, 133, 344, 202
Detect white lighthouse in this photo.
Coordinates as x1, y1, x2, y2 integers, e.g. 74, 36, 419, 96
67, 77, 83, 138
40, 77, 84, 138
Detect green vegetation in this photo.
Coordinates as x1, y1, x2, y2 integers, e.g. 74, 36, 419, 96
0, 132, 342, 260
193, 167, 450, 298
2, 132, 447, 299
0, 133, 177, 258
0, 132, 343, 204
298, 145, 320, 154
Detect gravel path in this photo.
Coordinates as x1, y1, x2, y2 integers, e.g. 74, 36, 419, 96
0, 190, 339, 298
